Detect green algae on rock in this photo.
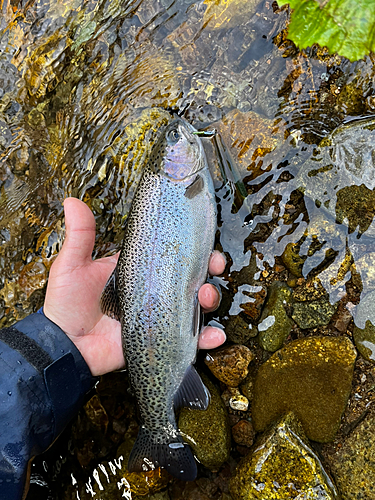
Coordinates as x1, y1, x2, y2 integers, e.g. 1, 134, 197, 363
257, 281, 293, 352
353, 319, 375, 362
178, 375, 230, 471
328, 411, 375, 500
292, 299, 338, 330
204, 344, 254, 387
230, 413, 340, 500
252, 336, 357, 442
224, 314, 258, 344
281, 241, 307, 278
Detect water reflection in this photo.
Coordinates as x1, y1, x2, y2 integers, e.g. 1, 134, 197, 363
1, 0, 375, 497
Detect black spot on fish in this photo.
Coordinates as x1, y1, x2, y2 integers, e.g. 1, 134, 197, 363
185, 175, 204, 199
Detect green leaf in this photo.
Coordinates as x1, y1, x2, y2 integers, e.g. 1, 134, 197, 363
276, 0, 375, 61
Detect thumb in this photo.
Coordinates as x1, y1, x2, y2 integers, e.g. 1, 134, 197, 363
59, 197, 96, 266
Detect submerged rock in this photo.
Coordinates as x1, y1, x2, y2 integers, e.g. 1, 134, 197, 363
178, 375, 230, 470
230, 413, 340, 500
291, 277, 339, 329
328, 411, 375, 500
353, 319, 375, 362
204, 344, 254, 387
252, 336, 356, 442
231, 420, 255, 447
294, 116, 375, 238
281, 241, 307, 277
292, 299, 338, 329
225, 315, 258, 344
229, 393, 249, 412
257, 281, 293, 352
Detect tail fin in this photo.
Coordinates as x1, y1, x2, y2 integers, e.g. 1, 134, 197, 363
128, 426, 197, 481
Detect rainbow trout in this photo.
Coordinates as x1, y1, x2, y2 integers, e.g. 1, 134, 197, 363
101, 117, 217, 481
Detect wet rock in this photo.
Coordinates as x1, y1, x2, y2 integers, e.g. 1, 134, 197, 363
293, 277, 330, 302
332, 305, 352, 333
240, 372, 256, 401
252, 336, 356, 442
178, 375, 230, 470
231, 420, 255, 447
211, 109, 287, 179
231, 285, 267, 323
229, 393, 249, 412
145, 491, 170, 500
230, 413, 340, 500
353, 319, 375, 362
224, 314, 258, 344
257, 281, 293, 352
204, 344, 254, 387
281, 241, 307, 277
291, 278, 339, 329
328, 411, 375, 500
84, 395, 109, 434
292, 299, 338, 329
221, 386, 247, 410
336, 184, 375, 236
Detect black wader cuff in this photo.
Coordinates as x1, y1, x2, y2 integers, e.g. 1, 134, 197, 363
0, 313, 97, 499
0, 313, 97, 444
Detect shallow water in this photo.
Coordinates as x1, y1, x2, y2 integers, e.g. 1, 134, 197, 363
1, 0, 375, 498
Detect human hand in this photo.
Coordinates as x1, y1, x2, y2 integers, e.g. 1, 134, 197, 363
43, 198, 226, 376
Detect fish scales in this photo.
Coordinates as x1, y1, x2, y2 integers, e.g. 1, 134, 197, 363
120, 168, 215, 421
101, 118, 217, 481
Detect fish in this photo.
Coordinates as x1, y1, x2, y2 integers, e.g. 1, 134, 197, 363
100, 116, 217, 481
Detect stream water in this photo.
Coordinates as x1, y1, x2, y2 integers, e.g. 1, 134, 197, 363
1, 0, 375, 498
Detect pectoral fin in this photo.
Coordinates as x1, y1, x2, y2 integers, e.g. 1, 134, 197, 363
173, 365, 210, 411
185, 174, 204, 199
193, 298, 201, 337
100, 268, 121, 321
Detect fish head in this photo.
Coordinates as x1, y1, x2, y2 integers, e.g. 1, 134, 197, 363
150, 119, 206, 183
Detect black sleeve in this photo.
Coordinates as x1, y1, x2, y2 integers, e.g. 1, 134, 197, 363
0, 313, 97, 500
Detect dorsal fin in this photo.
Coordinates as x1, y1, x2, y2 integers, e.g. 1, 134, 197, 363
100, 268, 121, 321
174, 365, 210, 411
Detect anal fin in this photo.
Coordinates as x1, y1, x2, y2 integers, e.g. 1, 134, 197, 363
174, 365, 210, 411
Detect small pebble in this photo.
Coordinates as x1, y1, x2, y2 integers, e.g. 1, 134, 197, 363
232, 420, 255, 447
229, 394, 249, 411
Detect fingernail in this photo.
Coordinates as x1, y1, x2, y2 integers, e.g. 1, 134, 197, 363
200, 327, 226, 349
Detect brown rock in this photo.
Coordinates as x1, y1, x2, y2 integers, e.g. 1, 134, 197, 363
231, 420, 255, 447
204, 345, 254, 387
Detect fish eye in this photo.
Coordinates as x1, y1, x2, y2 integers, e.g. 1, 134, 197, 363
166, 128, 180, 143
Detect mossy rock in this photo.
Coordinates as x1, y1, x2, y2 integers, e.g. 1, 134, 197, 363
230, 413, 340, 499
258, 281, 293, 352
252, 336, 356, 442
178, 374, 230, 470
